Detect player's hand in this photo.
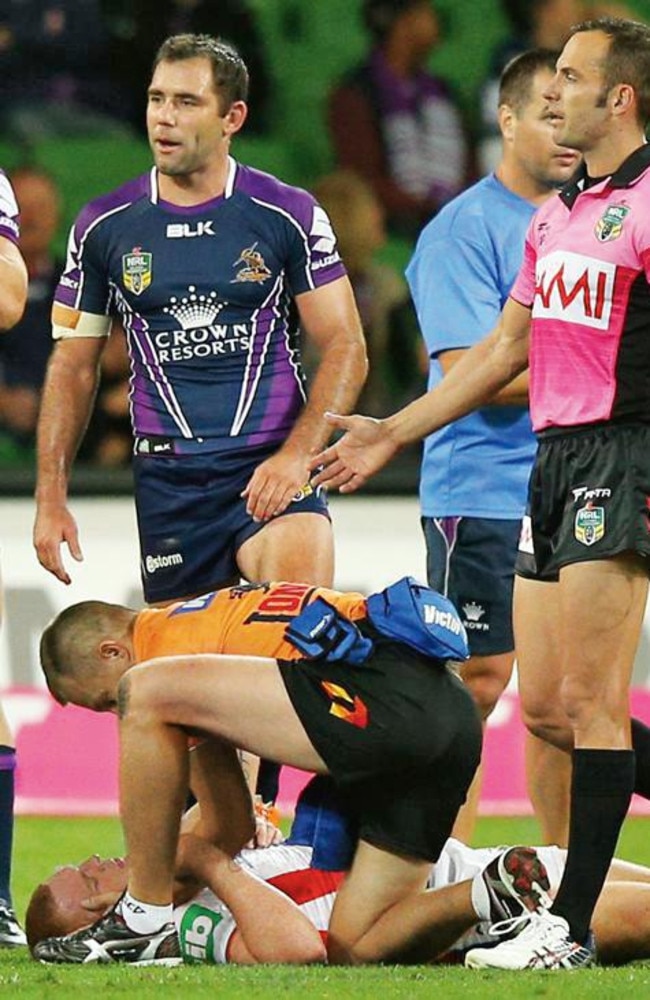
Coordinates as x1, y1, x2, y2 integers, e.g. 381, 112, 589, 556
310, 412, 400, 493
246, 797, 285, 849
33, 501, 84, 585
241, 447, 312, 522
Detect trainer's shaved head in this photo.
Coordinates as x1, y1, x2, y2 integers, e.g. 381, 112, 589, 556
40, 601, 137, 708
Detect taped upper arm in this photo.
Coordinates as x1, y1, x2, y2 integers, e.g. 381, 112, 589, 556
52, 303, 111, 340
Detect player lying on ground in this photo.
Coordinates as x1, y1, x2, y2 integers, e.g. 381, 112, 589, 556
35, 577, 482, 964
27, 821, 650, 967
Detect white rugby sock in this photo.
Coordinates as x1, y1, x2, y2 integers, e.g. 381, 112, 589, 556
117, 892, 173, 933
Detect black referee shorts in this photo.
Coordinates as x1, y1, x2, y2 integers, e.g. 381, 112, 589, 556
516, 423, 650, 581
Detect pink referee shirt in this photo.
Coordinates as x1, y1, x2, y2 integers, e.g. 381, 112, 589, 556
511, 145, 650, 432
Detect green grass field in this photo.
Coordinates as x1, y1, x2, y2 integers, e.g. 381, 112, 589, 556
3, 814, 650, 998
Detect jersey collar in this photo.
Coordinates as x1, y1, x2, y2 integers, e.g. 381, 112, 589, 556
149, 157, 237, 205
560, 143, 650, 208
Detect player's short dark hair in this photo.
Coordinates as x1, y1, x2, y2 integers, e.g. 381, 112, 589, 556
362, 0, 432, 42
570, 17, 650, 125
498, 48, 558, 114
153, 33, 249, 112
25, 883, 64, 949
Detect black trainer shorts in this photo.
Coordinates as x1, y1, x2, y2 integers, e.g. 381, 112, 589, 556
278, 625, 482, 862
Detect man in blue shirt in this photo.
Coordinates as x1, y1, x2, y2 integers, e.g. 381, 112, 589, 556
406, 49, 580, 840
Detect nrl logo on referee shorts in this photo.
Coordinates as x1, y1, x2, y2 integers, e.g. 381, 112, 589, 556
574, 503, 605, 546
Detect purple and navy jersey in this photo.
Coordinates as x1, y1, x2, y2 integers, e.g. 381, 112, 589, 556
511, 145, 650, 432
53, 158, 346, 450
0, 171, 20, 246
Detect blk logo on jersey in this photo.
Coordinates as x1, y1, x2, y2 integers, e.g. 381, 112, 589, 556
321, 681, 369, 729
594, 204, 630, 243
533, 250, 615, 330
122, 247, 153, 295
231, 243, 271, 284
574, 502, 605, 546
166, 220, 216, 239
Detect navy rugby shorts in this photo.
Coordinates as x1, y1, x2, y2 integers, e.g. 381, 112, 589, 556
133, 442, 329, 603
423, 515, 522, 656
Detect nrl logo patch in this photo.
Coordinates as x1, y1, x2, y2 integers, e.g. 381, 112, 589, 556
122, 246, 152, 295
574, 503, 605, 546
231, 242, 271, 284
594, 204, 629, 243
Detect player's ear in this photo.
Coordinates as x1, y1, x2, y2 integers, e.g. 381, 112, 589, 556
610, 83, 634, 116
222, 100, 247, 138
498, 103, 515, 143
98, 639, 126, 662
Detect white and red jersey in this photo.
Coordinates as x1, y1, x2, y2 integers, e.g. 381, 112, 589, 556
510, 146, 650, 432
173, 838, 566, 964
173, 844, 344, 963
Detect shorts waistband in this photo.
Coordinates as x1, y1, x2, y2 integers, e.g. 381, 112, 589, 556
134, 435, 222, 456
537, 420, 650, 441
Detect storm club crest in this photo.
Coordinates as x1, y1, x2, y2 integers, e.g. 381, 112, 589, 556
122, 247, 153, 295
594, 204, 630, 243
231, 243, 271, 284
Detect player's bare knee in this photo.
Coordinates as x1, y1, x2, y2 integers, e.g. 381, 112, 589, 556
522, 714, 563, 746
559, 674, 607, 728
465, 674, 507, 719
519, 697, 571, 747
462, 665, 510, 719
326, 934, 364, 965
